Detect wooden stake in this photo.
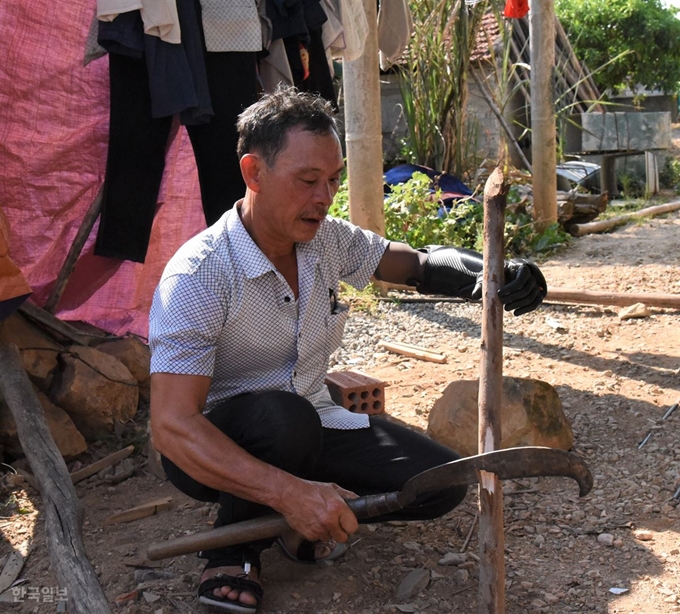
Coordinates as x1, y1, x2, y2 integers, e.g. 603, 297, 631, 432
105, 497, 173, 525
378, 341, 447, 363
478, 167, 508, 613
44, 185, 104, 314
70, 445, 135, 484
0, 340, 111, 614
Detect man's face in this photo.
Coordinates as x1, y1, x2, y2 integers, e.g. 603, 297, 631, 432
255, 127, 344, 245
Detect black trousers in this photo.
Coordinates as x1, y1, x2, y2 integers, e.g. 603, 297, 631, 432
94, 50, 258, 263
162, 390, 467, 569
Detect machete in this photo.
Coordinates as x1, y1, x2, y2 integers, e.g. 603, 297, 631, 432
147, 445, 592, 561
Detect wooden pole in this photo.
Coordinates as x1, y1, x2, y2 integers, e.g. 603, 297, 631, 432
477, 167, 508, 613
529, 0, 557, 230
44, 185, 104, 314
569, 201, 680, 236
546, 288, 680, 309
0, 339, 112, 613
343, 0, 385, 239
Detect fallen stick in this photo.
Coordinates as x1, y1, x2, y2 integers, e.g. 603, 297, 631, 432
105, 497, 173, 526
477, 167, 507, 612
18, 300, 105, 346
0, 340, 111, 614
70, 444, 135, 484
378, 341, 447, 363
569, 201, 680, 236
545, 288, 680, 309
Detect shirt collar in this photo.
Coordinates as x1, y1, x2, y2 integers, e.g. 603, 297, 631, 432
223, 207, 322, 278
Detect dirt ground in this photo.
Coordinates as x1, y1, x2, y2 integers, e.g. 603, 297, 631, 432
1, 205, 679, 613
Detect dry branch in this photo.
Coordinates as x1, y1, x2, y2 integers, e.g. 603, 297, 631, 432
0, 341, 111, 614
546, 288, 680, 309
378, 341, 447, 363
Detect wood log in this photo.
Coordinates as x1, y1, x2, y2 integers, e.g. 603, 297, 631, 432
478, 167, 507, 613
0, 340, 111, 614
18, 300, 106, 346
569, 202, 680, 237
546, 288, 680, 309
378, 341, 447, 364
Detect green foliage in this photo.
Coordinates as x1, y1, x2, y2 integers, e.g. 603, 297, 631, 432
555, 0, 680, 94
331, 173, 570, 257
398, 0, 488, 178
659, 157, 680, 191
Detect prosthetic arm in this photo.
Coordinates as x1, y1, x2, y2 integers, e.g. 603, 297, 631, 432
415, 246, 548, 316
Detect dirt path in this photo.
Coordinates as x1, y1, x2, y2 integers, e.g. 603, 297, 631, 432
1, 209, 679, 614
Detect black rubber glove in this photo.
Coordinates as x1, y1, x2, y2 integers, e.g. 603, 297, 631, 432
415, 246, 547, 316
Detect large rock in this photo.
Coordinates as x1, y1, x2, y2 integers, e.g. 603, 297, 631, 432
50, 345, 139, 440
427, 377, 574, 457
96, 336, 151, 403
2, 312, 60, 390
0, 391, 87, 459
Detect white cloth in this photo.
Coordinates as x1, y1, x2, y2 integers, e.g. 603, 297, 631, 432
149, 207, 389, 429
97, 0, 181, 45
378, 0, 413, 71
322, 0, 368, 61
259, 39, 294, 92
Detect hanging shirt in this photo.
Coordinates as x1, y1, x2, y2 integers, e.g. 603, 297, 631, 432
149, 206, 389, 430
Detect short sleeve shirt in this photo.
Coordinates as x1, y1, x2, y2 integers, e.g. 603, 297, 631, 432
149, 206, 389, 429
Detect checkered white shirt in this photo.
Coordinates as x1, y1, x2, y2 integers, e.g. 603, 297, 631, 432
149, 206, 389, 429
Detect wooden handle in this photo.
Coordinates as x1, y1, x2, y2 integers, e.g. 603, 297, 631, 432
146, 492, 403, 561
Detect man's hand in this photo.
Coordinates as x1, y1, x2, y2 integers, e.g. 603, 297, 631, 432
277, 478, 359, 544
470, 258, 547, 316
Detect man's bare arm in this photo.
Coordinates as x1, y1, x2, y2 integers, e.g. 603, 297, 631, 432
150, 373, 358, 542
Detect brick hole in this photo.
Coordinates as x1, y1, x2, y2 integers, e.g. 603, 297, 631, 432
360, 391, 369, 400
372, 388, 381, 397
361, 402, 369, 412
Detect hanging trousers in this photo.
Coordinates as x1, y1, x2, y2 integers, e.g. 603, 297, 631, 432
161, 390, 468, 569
95, 50, 258, 263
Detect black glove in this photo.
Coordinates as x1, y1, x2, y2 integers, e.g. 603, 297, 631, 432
415, 246, 547, 316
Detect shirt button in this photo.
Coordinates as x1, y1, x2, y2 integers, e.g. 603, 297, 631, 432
284, 296, 291, 302
293, 371, 297, 377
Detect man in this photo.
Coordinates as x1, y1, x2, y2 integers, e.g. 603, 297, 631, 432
149, 84, 547, 613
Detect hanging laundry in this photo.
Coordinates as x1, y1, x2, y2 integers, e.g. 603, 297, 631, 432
504, 0, 529, 19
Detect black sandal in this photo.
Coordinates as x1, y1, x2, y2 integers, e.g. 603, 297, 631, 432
197, 564, 264, 613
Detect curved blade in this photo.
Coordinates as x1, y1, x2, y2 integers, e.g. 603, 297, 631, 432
398, 446, 593, 507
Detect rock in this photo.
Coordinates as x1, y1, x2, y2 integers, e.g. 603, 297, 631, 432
2, 312, 60, 390
437, 552, 467, 566
395, 569, 430, 600
634, 530, 654, 541
427, 377, 574, 457
50, 345, 138, 440
619, 303, 651, 320
0, 390, 87, 459
452, 569, 469, 585
96, 336, 151, 403
597, 533, 614, 546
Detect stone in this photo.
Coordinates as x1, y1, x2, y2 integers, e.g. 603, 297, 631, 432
437, 552, 467, 566
50, 345, 138, 440
427, 377, 574, 457
395, 569, 430, 600
0, 390, 87, 459
2, 312, 60, 390
619, 303, 651, 320
96, 336, 151, 403
597, 533, 615, 546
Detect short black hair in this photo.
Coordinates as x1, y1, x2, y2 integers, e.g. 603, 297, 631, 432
236, 84, 338, 166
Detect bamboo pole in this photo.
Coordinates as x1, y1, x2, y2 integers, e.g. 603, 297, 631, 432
546, 288, 680, 309
529, 0, 557, 229
0, 337, 111, 614
477, 167, 508, 613
343, 0, 385, 239
569, 202, 680, 236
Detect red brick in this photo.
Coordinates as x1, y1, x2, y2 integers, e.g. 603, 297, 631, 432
325, 370, 385, 415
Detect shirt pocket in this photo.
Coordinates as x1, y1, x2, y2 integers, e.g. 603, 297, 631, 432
326, 301, 349, 356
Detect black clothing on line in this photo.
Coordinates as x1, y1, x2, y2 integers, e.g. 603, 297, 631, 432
161, 390, 467, 569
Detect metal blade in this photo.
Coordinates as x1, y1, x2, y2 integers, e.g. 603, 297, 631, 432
397, 446, 593, 507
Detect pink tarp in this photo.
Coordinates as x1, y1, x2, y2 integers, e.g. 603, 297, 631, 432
0, 1, 208, 338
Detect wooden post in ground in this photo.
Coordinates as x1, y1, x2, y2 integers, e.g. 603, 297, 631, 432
529, 0, 557, 230
0, 333, 112, 614
477, 167, 509, 613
